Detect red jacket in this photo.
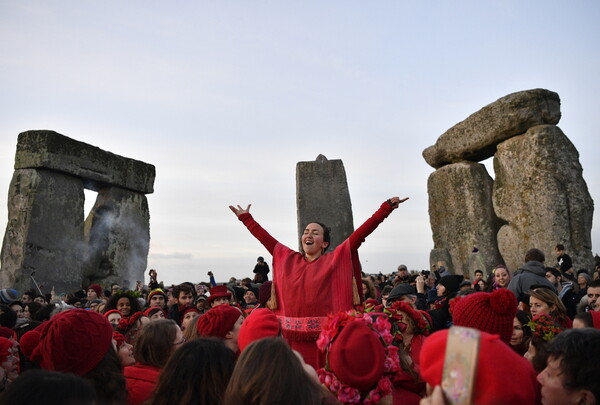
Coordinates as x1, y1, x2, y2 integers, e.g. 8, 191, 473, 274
124, 363, 161, 405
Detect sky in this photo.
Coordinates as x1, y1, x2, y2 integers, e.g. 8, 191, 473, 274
1, 1, 599, 286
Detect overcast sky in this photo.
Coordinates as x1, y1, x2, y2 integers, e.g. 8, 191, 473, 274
1, 2, 598, 286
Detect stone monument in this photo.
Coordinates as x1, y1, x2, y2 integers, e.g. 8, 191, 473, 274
0, 130, 155, 294
424, 89, 594, 277
296, 154, 354, 252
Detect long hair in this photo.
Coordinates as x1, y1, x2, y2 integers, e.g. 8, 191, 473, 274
529, 288, 570, 327
83, 347, 126, 405
148, 338, 235, 405
134, 319, 178, 368
223, 338, 322, 405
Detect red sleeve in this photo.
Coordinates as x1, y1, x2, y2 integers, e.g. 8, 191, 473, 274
237, 213, 278, 255
348, 202, 394, 250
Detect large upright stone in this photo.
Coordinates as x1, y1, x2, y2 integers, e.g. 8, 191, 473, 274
15, 130, 155, 193
423, 89, 561, 168
493, 125, 594, 272
1, 130, 155, 293
0, 169, 84, 293
428, 161, 504, 277
82, 187, 150, 289
296, 155, 353, 251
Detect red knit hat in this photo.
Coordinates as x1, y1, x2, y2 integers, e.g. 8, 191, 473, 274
208, 285, 233, 305
87, 284, 103, 297
317, 311, 401, 404
238, 308, 281, 352
329, 321, 385, 392
180, 305, 200, 324
420, 328, 540, 404
196, 305, 242, 338
450, 288, 517, 344
28, 309, 114, 376
0, 326, 16, 339
0, 337, 12, 363
113, 331, 125, 349
143, 307, 166, 318
19, 329, 40, 358
591, 311, 600, 329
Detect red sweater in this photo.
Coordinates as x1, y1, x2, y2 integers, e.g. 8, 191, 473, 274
124, 363, 161, 405
237, 201, 395, 367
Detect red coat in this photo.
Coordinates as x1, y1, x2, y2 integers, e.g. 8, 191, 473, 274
124, 363, 161, 405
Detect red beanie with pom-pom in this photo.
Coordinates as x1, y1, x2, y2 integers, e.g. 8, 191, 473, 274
420, 328, 539, 404
451, 288, 517, 344
29, 309, 113, 376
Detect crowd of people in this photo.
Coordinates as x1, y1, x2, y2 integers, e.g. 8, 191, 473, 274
0, 198, 600, 404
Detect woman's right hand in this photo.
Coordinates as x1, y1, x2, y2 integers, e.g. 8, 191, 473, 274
229, 204, 251, 217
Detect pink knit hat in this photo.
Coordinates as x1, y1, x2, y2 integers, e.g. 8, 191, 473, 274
451, 288, 517, 344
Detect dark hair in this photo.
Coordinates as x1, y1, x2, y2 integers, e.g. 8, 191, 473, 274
105, 292, 142, 314
33, 304, 55, 322
0, 369, 96, 405
301, 222, 331, 253
474, 269, 483, 275
224, 337, 323, 405
22, 291, 36, 301
24, 302, 42, 319
525, 248, 545, 263
546, 267, 561, 279
515, 310, 532, 339
547, 329, 600, 400
530, 336, 551, 373
0, 305, 17, 328
134, 319, 178, 368
149, 339, 235, 405
573, 312, 593, 328
82, 347, 126, 405
588, 280, 600, 289
172, 283, 195, 299
555, 244, 565, 251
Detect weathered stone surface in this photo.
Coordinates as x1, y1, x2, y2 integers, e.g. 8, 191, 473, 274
493, 125, 594, 272
429, 248, 454, 274
296, 155, 353, 251
82, 187, 150, 290
428, 162, 504, 276
423, 89, 561, 168
15, 130, 155, 193
0, 169, 84, 293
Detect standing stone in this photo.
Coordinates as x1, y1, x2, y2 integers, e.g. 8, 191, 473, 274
82, 187, 150, 290
296, 155, 353, 252
428, 161, 504, 277
429, 248, 454, 273
493, 125, 594, 272
0, 169, 84, 293
423, 89, 561, 168
1, 130, 155, 294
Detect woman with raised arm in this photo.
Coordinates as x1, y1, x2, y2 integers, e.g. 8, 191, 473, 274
229, 196, 408, 368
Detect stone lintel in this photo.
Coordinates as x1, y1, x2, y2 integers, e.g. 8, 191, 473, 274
15, 130, 155, 194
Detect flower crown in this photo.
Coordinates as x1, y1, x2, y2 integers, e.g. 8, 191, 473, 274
316, 310, 400, 405
363, 300, 431, 345
526, 314, 564, 342
116, 311, 145, 334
